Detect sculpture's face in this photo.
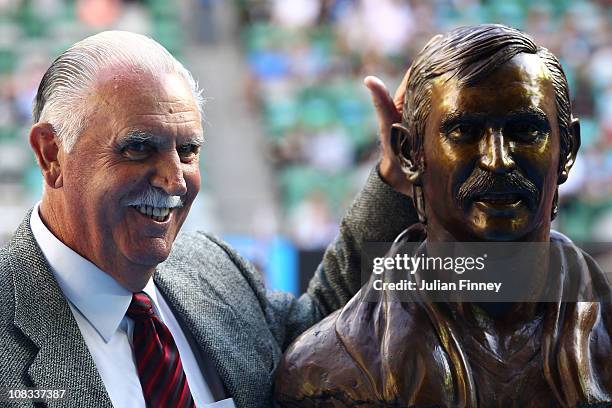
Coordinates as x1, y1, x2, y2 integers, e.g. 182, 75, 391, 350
421, 53, 561, 241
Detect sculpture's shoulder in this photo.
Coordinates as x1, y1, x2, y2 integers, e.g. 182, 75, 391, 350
275, 294, 437, 406
591, 300, 612, 390
275, 308, 370, 405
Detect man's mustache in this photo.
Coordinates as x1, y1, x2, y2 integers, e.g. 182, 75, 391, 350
124, 188, 184, 208
456, 168, 539, 210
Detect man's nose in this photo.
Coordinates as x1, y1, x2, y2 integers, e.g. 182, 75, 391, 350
150, 151, 187, 196
478, 129, 516, 174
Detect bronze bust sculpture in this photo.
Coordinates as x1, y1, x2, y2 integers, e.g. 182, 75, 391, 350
274, 25, 612, 407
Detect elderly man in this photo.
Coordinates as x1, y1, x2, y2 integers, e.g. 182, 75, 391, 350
275, 24, 612, 406
0, 32, 417, 407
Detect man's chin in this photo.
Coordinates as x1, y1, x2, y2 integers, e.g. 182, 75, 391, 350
123, 238, 174, 266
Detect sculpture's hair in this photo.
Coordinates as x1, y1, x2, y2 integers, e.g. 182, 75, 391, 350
33, 31, 204, 152
403, 24, 572, 174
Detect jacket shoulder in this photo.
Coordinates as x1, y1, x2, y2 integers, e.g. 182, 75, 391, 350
0, 243, 16, 313
167, 231, 230, 262
0, 238, 37, 391
168, 231, 265, 286
164, 231, 272, 317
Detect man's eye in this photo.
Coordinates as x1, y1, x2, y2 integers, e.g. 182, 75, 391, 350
123, 142, 153, 158
447, 124, 480, 141
178, 144, 200, 158
127, 143, 149, 152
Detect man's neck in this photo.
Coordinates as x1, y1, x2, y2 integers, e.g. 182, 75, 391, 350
40, 196, 70, 246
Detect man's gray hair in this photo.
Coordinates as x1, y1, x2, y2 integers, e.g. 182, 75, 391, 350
33, 31, 204, 152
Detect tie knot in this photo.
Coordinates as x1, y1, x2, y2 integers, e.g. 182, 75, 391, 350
127, 292, 155, 320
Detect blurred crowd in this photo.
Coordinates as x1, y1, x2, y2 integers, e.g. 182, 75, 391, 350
237, 0, 612, 246
1, 0, 611, 249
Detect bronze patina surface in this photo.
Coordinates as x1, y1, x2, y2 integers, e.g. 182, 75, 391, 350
274, 24, 612, 407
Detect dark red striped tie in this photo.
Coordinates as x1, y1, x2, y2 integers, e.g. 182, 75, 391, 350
127, 292, 195, 408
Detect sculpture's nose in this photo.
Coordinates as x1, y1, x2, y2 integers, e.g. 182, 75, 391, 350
479, 129, 516, 174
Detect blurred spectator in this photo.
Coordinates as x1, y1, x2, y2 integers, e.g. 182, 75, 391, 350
237, 0, 612, 248
336, 0, 415, 58
272, 0, 320, 28
77, 0, 121, 27
289, 190, 338, 250
303, 126, 353, 172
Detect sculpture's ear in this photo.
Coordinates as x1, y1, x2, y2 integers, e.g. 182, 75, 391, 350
391, 123, 422, 186
558, 117, 580, 185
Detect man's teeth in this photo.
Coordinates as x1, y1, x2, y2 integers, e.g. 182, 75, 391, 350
134, 205, 171, 220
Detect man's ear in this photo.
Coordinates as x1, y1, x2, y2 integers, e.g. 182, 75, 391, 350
29, 123, 63, 188
558, 117, 581, 185
391, 123, 421, 185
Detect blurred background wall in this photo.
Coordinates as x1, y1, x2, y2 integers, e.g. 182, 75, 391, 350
0, 0, 611, 293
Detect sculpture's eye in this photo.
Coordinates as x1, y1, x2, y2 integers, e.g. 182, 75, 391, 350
505, 122, 543, 142
447, 124, 480, 142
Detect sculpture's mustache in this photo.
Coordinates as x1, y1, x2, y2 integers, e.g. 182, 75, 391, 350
456, 168, 539, 210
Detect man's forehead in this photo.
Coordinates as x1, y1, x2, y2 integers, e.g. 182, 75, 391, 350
92, 66, 197, 109
82, 66, 203, 141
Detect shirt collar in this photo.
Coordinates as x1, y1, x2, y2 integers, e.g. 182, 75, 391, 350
30, 202, 156, 342
142, 278, 160, 316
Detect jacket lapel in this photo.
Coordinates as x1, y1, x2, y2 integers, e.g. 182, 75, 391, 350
9, 214, 112, 408
155, 238, 273, 407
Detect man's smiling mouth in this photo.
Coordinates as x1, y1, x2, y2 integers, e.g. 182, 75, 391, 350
130, 205, 173, 222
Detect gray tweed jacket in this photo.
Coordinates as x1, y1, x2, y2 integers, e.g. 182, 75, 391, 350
0, 170, 416, 408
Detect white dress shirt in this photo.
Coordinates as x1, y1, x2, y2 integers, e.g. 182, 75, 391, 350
29, 203, 230, 407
